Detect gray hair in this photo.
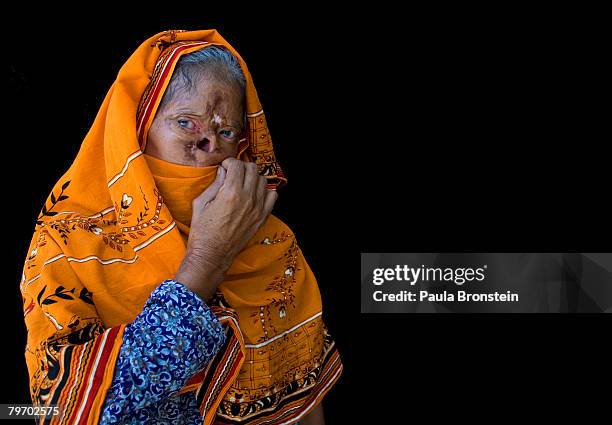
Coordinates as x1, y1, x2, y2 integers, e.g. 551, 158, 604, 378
159, 45, 246, 110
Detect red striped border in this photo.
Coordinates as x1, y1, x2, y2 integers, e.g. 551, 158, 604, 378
137, 41, 210, 147
71, 326, 122, 425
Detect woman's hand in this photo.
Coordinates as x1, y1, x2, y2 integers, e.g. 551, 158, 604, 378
175, 158, 278, 301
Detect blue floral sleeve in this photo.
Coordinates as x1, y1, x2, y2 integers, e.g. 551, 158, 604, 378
99, 279, 226, 424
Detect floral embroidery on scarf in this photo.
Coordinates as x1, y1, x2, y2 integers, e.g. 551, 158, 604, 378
34, 180, 168, 253
250, 231, 301, 342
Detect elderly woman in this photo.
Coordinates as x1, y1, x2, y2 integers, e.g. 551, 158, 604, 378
20, 29, 341, 424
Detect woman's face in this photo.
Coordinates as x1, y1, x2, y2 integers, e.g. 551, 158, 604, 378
145, 77, 244, 166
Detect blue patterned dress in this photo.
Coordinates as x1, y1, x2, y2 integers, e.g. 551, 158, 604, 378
99, 279, 227, 424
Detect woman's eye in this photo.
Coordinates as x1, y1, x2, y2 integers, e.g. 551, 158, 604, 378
219, 129, 237, 139
177, 119, 195, 130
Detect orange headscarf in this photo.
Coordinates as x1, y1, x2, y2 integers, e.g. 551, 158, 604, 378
20, 29, 342, 425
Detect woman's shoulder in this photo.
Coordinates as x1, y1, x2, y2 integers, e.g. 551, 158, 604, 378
257, 213, 295, 240
266, 213, 290, 230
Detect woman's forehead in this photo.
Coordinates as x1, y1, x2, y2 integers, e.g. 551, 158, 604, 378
167, 78, 243, 111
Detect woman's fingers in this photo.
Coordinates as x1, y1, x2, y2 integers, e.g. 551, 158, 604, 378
252, 189, 277, 232
195, 166, 226, 207
262, 189, 278, 217
220, 158, 275, 220
221, 157, 245, 190
242, 162, 260, 192
209, 166, 226, 193
255, 175, 267, 207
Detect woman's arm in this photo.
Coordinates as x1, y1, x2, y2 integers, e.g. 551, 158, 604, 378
99, 279, 226, 423
23, 239, 228, 425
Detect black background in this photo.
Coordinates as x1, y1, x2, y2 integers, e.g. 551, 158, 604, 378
5, 5, 610, 423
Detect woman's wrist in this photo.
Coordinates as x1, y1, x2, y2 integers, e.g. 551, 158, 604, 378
175, 251, 226, 301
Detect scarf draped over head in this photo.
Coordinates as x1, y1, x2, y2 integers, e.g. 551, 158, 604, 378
20, 29, 342, 425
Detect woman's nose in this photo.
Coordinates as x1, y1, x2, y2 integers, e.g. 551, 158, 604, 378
196, 135, 219, 153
